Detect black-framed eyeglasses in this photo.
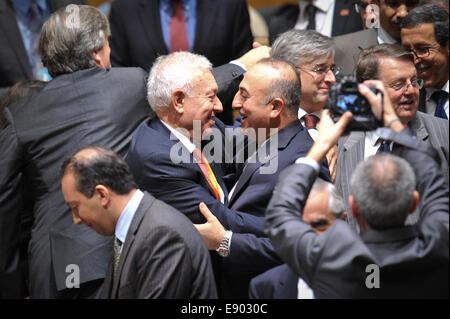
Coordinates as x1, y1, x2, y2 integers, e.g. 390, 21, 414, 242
387, 78, 423, 92
299, 65, 341, 77
407, 45, 438, 59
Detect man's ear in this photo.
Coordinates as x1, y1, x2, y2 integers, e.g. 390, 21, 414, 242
95, 185, 110, 208
269, 98, 284, 119
349, 195, 360, 220
409, 190, 420, 214
172, 90, 185, 114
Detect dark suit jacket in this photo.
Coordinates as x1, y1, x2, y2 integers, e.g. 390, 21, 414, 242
249, 264, 298, 299
0, 0, 86, 89
108, 0, 252, 125
336, 111, 449, 230
267, 0, 363, 44
125, 117, 265, 236
333, 28, 379, 75
102, 192, 217, 299
266, 128, 449, 298
0, 67, 153, 298
220, 120, 331, 298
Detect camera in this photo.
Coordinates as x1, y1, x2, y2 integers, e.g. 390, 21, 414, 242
327, 75, 382, 131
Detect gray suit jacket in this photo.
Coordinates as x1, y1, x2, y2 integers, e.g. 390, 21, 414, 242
266, 128, 449, 298
336, 111, 449, 229
0, 67, 153, 298
333, 28, 379, 75
101, 192, 217, 299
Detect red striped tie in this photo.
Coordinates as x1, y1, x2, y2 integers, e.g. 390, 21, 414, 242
170, 0, 189, 52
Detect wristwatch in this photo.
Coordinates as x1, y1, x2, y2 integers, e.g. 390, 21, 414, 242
216, 230, 232, 257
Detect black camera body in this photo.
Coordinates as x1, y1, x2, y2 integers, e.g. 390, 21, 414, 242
327, 75, 382, 131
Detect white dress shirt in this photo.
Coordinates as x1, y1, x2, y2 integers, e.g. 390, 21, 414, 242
295, 0, 335, 37
377, 27, 398, 44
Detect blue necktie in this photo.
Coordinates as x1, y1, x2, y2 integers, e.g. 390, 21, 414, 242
377, 139, 391, 153
28, 1, 51, 81
432, 90, 448, 120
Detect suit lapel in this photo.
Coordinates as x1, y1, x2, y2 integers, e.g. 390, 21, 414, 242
111, 193, 155, 297
408, 114, 428, 141
193, 0, 217, 52
0, 0, 32, 78
138, 0, 168, 54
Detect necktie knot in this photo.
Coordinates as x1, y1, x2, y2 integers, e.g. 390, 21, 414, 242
431, 90, 448, 120
303, 114, 319, 129
431, 90, 448, 104
377, 139, 391, 153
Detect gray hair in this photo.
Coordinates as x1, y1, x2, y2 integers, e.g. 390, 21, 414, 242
39, 5, 111, 77
147, 52, 213, 113
311, 178, 346, 218
350, 153, 416, 229
271, 29, 335, 66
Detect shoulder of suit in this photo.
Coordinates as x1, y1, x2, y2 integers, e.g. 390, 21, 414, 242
334, 28, 377, 42
416, 111, 449, 129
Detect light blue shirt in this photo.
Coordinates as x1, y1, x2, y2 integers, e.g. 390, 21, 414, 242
12, 0, 51, 81
114, 189, 145, 250
160, 0, 197, 52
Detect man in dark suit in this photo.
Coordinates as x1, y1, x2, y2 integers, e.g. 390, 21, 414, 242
108, 0, 254, 125
401, 5, 449, 119
60, 147, 217, 299
334, 0, 421, 74
0, 5, 153, 298
193, 59, 331, 298
266, 81, 449, 298
0, 0, 86, 95
337, 44, 449, 230
249, 178, 347, 299
266, 0, 362, 45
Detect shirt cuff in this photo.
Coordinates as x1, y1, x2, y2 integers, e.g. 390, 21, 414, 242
295, 157, 320, 172
229, 60, 246, 73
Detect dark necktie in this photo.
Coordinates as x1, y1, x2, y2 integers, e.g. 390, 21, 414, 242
431, 90, 448, 120
170, 0, 189, 52
303, 114, 319, 129
113, 237, 122, 278
29, 1, 44, 70
305, 4, 317, 31
377, 139, 391, 153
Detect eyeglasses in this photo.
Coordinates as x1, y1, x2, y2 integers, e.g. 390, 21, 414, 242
299, 65, 341, 77
386, 78, 423, 92
407, 45, 439, 59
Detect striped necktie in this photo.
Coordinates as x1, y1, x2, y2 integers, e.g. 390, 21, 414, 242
192, 148, 222, 201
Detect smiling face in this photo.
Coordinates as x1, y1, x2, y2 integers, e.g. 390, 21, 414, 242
179, 69, 223, 138
401, 23, 449, 89
61, 172, 115, 236
378, 56, 420, 123
298, 53, 336, 113
379, 0, 420, 40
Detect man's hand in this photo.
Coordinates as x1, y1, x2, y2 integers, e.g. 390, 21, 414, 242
307, 110, 353, 164
236, 42, 271, 70
326, 145, 338, 183
193, 202, 226, 250
358, 81, 403, 132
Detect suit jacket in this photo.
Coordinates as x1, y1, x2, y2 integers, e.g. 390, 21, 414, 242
266, 128, 449, 298
108, 0, 253, 125
0, 66, 153, 298
267, 0, 363, 44
333, 28, 379, 75
101, 192, 217, 298
0, 0, 86, 89
336, 111, 449, 230
248, 264, 298, 299
125, 117, 266, 236
220, 120, 331, 298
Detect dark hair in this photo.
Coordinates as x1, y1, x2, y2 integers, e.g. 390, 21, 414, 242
0, 80, 46, 129
257, 58, 302, 117
355, 43, 414, 82
60, 146, 136, 198
401, 4, 449, 47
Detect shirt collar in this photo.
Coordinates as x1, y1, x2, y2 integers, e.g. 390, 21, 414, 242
425, 80, 449, 101
366, 130, 381, 146
377, 27, 398, 45
160, 119, 196, 153
115, 189, 144, 244
160, 0, 196, 12
298, 107, 322, 120
13, 0, 48, 16
299, 0, 333, 13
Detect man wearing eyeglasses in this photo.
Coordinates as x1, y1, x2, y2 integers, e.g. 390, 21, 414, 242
271, 29, 340, 182
401, 4, 449, 120
336, 43, 449, 231
334, 0, 421, 74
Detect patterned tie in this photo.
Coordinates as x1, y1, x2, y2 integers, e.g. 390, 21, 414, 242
113, 236, 122, 278
170, 0, 189, 52
303, 114, 320, 129
192, 148, 222, 201
432, 90, 448, 120
377, 139, 391, 153
305, 4, 317, 31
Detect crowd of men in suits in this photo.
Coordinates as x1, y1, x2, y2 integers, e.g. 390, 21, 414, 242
0, 0, 448, 299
